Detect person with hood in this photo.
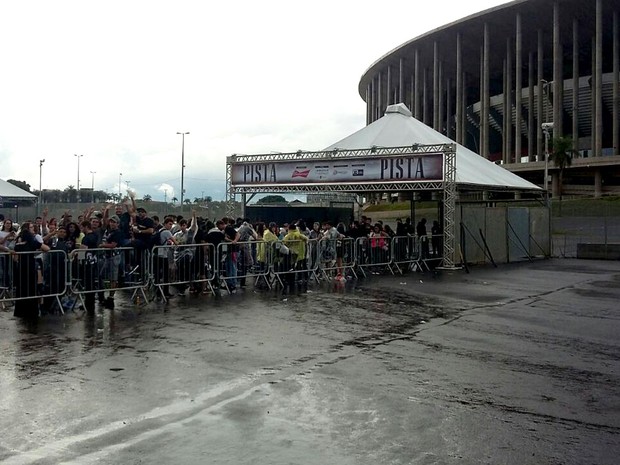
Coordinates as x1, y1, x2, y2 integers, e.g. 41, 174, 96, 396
13, 221, 50, 321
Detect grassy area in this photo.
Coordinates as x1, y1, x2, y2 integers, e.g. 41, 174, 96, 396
363, 196, 620, 217
363, 201, 435, 212
550, 196, 620, 217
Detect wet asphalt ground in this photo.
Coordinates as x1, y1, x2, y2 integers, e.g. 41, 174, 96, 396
1, 259, 619, 465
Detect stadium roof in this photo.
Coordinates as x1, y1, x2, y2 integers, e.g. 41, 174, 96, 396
324, 103, 541, 191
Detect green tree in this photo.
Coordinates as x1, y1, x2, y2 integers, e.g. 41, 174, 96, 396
257, 195, 287, 204
550, 136, 578, 204
143, 194, 152, 202
171, 196, 178, 205
64, 185, 77, 203
6, 179, 32, 192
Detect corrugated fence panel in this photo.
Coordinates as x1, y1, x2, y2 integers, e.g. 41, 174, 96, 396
530, 207, 550, 257
507, 207, 530, 262
461, 206, 487, 264
485, 208, 508, 264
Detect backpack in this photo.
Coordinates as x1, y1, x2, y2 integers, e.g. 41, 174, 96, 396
151, 228, 164, 248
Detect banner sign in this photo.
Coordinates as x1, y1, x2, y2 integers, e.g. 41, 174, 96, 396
231, 153, 444, 186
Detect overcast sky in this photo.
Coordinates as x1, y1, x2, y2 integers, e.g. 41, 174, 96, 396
0, 0, 508, 201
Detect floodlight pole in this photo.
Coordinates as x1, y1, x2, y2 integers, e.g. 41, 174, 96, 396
177, 131, 190, 209
542, 122, 554, 258
38, 159, 45, 216
90, 171, 96, 203
542, 123, 553, 206
74, 154, 83, 203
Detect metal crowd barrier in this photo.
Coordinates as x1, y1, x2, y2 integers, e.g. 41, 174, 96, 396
68, 246, 150, 309
390, 235, 416, 274
1, 249, 69, 314
255, 238, 277, 290
269, 238, 320, 289
216, 240, 240, 293
151, 243, 217, 301
355, 236, 394, 276
216, 239, 279, 293
317, 237, 357, 280
1, 234, 448, 312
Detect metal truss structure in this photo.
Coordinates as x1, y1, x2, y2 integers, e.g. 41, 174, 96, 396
226, 143, 459, 267
227, 143, 451, 162
229, 181, 444, 194
441, 144, 457, 268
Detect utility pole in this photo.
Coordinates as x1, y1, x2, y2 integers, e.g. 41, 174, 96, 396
74, 154, 83, 203
38, 159, 45, 216
90, 171, 96, 203
177, 131, 190, 208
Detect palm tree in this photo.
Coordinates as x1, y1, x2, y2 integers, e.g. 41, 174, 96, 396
171, 196, 178, 205
143, 194, 152, 202
550, 136, 578, 203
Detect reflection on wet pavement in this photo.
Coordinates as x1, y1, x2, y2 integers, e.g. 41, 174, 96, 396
1, 261, 620, 464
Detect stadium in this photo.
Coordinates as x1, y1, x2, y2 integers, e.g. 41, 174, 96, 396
359, 0, 620, 197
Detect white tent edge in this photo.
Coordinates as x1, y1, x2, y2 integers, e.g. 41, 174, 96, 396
324, 103, 541, 192
0, 178, 37, 200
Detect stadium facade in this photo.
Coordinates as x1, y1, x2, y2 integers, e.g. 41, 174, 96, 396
359, 0, 620, 197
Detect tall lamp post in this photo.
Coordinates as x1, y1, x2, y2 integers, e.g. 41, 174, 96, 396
90, 171, 96, 203
118, 172, 123, 201
541, 80, 553, 204
177, 131, 190, 208
38, 159, 45, 216
74, 154, 83, 203
542, 122, 554, 205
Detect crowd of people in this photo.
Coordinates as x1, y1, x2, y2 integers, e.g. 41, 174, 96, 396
1, 195, 444, 321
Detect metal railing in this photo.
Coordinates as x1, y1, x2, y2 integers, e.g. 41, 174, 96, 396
1, 235, 448, 311
151, 243, 217, 301
1, 249, 69, 314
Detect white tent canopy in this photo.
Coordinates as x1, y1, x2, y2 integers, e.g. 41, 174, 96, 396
0, 179, 36, 199
324, 103, 540, 191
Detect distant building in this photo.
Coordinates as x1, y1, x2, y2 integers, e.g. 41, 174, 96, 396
360, 0, 620, 197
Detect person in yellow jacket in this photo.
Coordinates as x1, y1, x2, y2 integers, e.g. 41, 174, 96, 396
255, 222, 278, 289
282, 223, 309, 292
261, 222, 279, 266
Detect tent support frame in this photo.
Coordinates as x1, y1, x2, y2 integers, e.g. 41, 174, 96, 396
226, 143, 459, 269
441, 144, 458, 268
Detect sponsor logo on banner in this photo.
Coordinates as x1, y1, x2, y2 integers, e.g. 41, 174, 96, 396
353, 169, 364, 176
292, 169, 310, 178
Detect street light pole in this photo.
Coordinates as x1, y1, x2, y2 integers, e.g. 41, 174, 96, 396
539, 79, 554, 204
90, 171, 96, 203
119, 172, 123, 200
177, 131, 190, 209
542, 123, 554, 205
38, 159, 45, 216
73, 153, 84, 203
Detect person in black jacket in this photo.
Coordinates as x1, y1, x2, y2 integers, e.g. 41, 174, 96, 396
13, 222, 50, 321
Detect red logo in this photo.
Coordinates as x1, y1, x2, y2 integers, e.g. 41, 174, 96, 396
292, 169, 310, 178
